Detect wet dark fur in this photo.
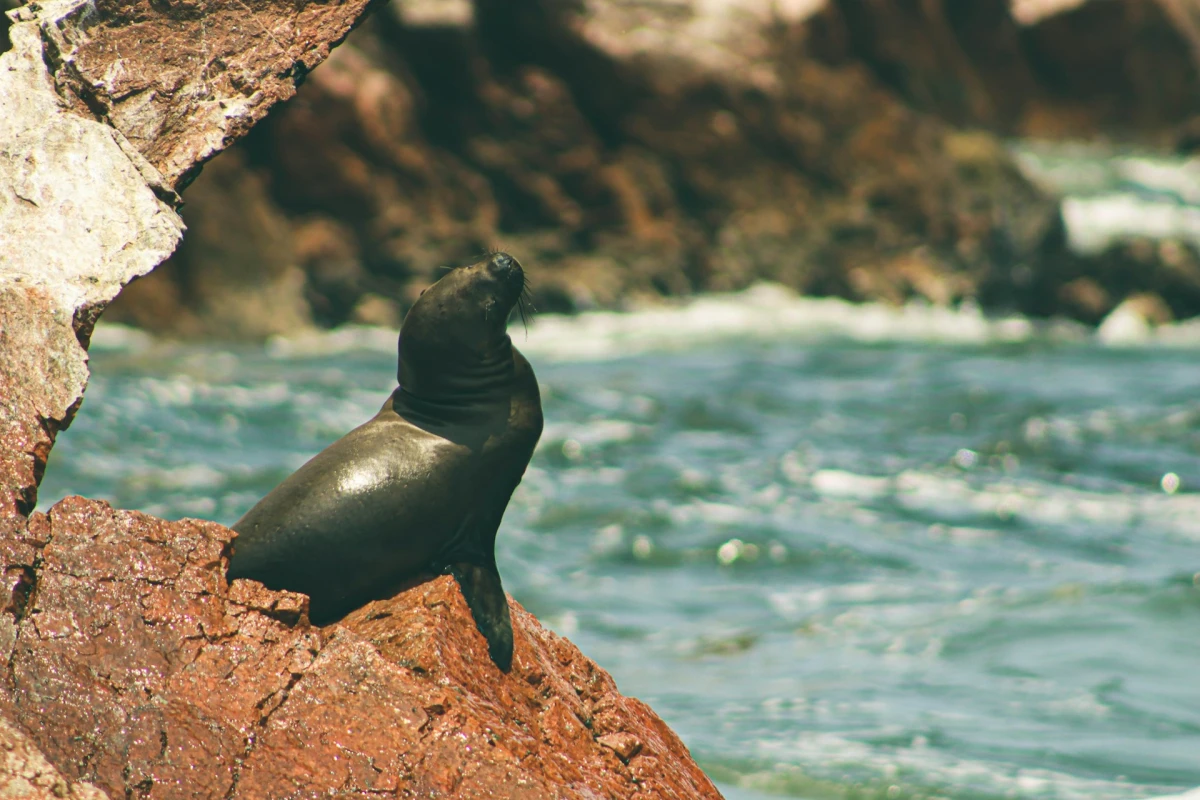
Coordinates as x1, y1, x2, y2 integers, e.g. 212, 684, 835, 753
227, 252, 543, 671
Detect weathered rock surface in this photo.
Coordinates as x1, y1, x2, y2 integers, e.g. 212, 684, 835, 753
0, 497, 721, 799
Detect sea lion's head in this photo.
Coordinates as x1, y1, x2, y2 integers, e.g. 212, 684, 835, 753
398, 252, 529, 397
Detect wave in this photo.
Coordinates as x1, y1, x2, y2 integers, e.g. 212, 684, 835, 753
711, 729, 1192, 800
88, 283, 1200, 361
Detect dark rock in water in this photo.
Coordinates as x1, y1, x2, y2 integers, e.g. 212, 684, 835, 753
1020, 237, 1200, 324
0, 497, 722, 799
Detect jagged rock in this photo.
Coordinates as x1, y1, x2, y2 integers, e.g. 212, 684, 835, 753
0, 498, 722, 799
40, 0, 384, 191
0, 1, 184, 517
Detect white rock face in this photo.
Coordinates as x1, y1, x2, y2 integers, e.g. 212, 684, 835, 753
572, 0, 826, 91
0, 1, 185, 310
0, 2, 186, 521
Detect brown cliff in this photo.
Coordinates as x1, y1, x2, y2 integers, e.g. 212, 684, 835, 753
104, 0, 1200, 338
106, 0, 1071, 336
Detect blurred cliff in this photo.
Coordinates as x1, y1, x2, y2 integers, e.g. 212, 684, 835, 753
79, 0, 1200, 337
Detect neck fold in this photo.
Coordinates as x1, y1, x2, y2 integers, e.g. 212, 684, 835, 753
395, 336, 515, 425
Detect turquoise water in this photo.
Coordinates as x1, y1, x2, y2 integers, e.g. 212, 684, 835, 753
38, 304, 1200, 800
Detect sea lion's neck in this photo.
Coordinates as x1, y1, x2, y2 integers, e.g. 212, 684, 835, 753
393, 335, 515, 426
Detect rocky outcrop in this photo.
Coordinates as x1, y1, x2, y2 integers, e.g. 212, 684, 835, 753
1, 2, 181, 519
0, 498, 720, 799
108, 0, 1076, 335
1033, 238, 1200, 324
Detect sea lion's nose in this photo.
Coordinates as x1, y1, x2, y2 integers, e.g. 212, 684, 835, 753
489, 252, 522, 281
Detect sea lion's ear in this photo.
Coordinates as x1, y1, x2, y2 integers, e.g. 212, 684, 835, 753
419, 288, 427, 297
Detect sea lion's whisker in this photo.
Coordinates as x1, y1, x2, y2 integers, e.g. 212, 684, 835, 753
520, 285, 537, 315
516, 295, 530, 336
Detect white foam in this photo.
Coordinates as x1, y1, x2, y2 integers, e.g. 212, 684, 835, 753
1153, 316, 1200, 347
803, 465, 1200, 542
540, 419, 643, 447
669, 500, 758, 527
750, 730, 1169, 800
810, 469, 891, 500
767, 581, 941, 621
88, 322, 156, 352
1148, 789, 1200, 800
1062, 194, 1200, 254
518, 284, 1044, 362
95, 281, 1200, 363
1116, 156, 1200, 206
265, 324, 397, 358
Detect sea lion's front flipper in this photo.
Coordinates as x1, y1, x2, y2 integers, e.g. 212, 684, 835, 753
447, 562, 514, 672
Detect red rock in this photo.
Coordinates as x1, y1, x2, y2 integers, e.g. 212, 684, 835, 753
0, 498, 722, 799
48, 0, 380, 191
0, 287, 90, 518
598, 732, 644, 763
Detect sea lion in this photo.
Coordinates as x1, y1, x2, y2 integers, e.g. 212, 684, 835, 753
227, 251, 542, 671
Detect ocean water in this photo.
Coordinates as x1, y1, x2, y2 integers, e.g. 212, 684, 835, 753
36, 146, 1200, 800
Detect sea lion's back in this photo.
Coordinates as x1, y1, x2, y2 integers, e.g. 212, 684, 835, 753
228, 412, 469, 616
